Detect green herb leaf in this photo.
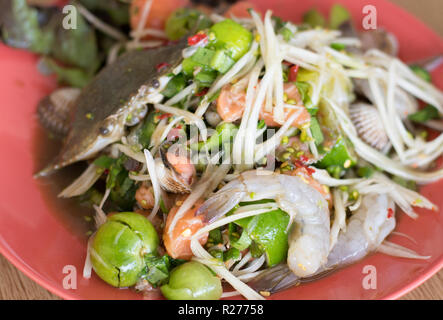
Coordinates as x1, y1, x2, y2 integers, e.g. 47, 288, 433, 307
410, 65, 432, 83
141, 254, 170, 287
49, 7, 100, 73
39, 57, 93, 88
408, 105, 439, 123
1, 0, 54, 54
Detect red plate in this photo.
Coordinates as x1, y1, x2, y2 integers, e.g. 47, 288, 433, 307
0, 0, 442, 300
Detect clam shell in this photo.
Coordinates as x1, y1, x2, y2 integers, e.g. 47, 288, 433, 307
349, 102, 391, 153
359, 28, 399, 57
155, 158, 193, 194
37, 87, 81, 138
154, 145, 195, 194
353, 79, 418, 119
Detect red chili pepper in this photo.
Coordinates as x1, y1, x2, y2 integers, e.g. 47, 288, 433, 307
156, 62, 170, 72
188, 33, 208, 46
387, 208, 394, 218
195, 88, 208, 96
158, 113, 172, 120
294, 160, 315, 176
299, 155, 309, 163
288, 65, 300, 82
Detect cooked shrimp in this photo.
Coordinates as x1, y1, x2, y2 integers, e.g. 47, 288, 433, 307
249, 193, 396, 293
197, 170, 330, 278
217, 82, 310, 127
163, 198, 208, 259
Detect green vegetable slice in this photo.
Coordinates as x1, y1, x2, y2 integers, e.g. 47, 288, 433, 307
209, 19, 252, 61
316, 136, 357, 170
235, 207, 290, 267
408, 105, 439, 123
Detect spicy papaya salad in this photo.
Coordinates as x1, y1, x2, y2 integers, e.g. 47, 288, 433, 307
8, 0, 443, 300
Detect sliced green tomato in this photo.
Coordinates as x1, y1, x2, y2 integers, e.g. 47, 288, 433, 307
194, 70, 217, 86
235, 207, 290, 267
191, 47, 216, 66
210, 49, 235, 74
209, 19, 252, 61
229, 223, 252, 251
182, 57, 213, 76
316, 136, 357, 170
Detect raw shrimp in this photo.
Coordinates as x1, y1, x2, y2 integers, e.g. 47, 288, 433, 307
163, 198, 208, 260
197, 170, 330, 278
288, 168, 332, 206
249, 193, 396, 293
217, 82, 311, 127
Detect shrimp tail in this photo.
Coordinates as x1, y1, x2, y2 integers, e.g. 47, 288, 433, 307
248, 264, 301, 294
196, 182, 247, 223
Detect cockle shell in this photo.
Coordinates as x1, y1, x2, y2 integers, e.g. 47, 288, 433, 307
155, 145, 196, 194
349, 102, 391, 153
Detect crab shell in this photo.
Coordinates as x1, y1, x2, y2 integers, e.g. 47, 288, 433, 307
36, 38, 188, 177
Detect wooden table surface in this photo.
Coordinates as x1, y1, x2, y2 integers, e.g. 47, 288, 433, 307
1, 0, 442, 300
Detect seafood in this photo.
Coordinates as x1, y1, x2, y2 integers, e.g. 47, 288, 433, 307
353, 78, 419, 119
163, 197, 208, 259
197, 170, 330, 278
36, 38, 188, 176
217, 81, 310, 128
338, 20, 398, 56
37, 87, 81, 138
155, 143, 196, 193
249, 193, 395, 293
349, 102, 391, 153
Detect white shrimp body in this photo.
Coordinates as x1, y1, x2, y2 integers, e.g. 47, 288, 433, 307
198, 170, 330, 278
325, 193, 395, 267
250, 193, 396, 293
